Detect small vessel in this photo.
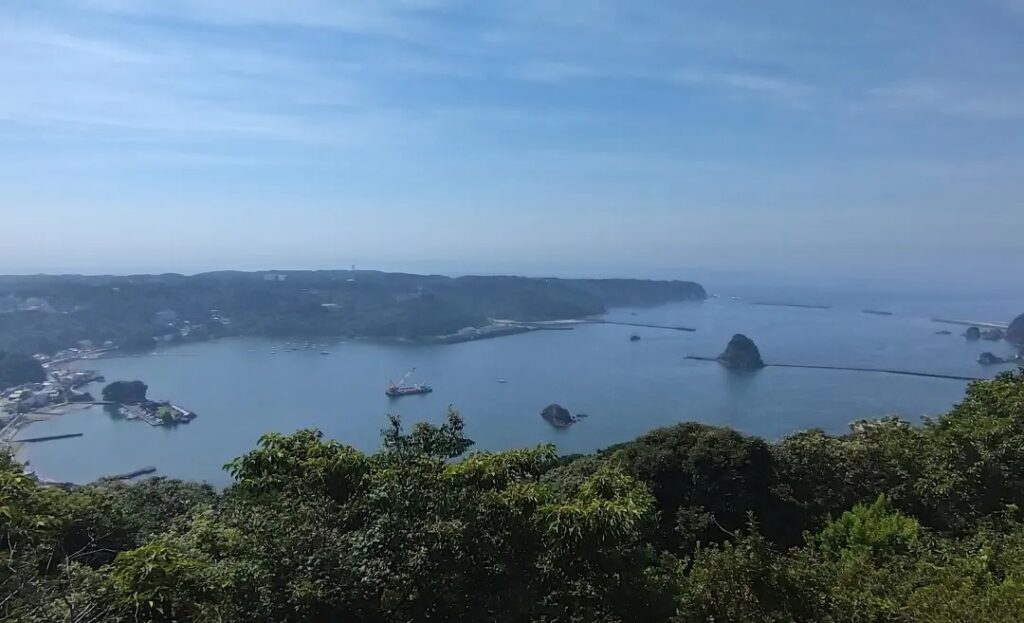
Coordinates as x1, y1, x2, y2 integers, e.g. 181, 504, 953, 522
497, 378, 508, 383
386, 368, 433, 397
320, 351, 330, 355
630, 334, 641, 342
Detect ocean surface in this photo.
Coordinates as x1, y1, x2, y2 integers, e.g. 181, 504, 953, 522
21, 282, 1024, 486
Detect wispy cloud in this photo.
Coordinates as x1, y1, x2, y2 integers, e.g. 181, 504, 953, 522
672, 69, 815, 106
867, 82, 1024, 121
66, 0, 451, 38
511, 62, 602, 83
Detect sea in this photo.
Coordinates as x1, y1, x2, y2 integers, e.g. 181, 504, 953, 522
19, 281, 1024, 486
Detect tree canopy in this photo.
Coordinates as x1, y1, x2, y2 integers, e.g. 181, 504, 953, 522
101, 380, 148, 404
0, 352, 45, 391
4, 372, 1024, 622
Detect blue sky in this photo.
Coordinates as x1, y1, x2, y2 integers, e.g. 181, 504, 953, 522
1, 1, 1022, 283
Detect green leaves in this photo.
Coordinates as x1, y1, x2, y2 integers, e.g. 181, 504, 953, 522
5, 372, 1024, 622
814, 495, 920, 563
226, 428, 369, 504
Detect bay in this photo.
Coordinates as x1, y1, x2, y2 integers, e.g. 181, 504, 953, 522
21, 284, 1024, 486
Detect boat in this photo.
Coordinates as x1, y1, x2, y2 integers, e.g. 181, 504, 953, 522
386, 384, 432, 397
320, 351, 330, 355
386, 368, 433, 397
497, 378, 508, 383
630, 334, 641, 342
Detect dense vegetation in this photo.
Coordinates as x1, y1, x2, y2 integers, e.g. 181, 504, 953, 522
0, 272, 706, 355
4, 371, 1024, 622
0, 352, 45, 391
101, 381, 148, 404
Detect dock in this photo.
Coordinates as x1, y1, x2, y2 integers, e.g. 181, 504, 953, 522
121, 404, 163, 426
931, 318, 1008, 330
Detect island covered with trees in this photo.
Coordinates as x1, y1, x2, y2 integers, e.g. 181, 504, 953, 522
0, 271, 706, 355
3, 371, 1023, 621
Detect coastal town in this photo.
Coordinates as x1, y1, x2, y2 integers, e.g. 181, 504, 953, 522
0, 346, 197, 473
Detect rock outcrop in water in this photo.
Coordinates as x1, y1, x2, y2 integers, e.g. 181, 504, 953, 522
964, 326, 981, 340
541, 404, 574, 428
982, 328, 1005, 341
717, 334, 765, 369
978, 352, 1008, 365
1009, 313, 1024, 345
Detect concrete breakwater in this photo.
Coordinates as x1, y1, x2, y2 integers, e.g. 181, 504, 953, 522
751, 302, 832, 310
931, 318, 1009, 330
590, 320, 697, 332
14, 432, 83, 443
98, 466, 157, 482
685, 356, 983, 381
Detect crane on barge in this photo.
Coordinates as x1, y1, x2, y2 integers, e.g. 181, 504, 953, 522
386, 367, 433, 397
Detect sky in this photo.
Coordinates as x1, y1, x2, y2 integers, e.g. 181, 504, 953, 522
1, 1, 1022, 285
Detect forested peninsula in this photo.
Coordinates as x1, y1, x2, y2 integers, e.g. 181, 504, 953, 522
4, 371, 1024, 622
0, 271, 706, 355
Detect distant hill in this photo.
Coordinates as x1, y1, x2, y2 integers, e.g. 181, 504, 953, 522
0, 351, 46, 390
1009, 312, 1024, 345
0, 271, 705, 355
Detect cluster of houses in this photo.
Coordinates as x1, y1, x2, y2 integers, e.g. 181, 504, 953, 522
34, 342, 115, 367
1, 369, 103, 414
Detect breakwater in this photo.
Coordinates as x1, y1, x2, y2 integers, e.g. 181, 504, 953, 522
99, 466, 157, 482
685, 357, 982, 381
14, 432, 83, 443
751, 302, 831, 310
590, 320, 696, 332
931, 318, 1009, 329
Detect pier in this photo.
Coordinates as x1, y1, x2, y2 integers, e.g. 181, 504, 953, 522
685, 357, 983, 381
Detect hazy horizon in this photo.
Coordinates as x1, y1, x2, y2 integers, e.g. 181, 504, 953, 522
3, 1, 1022, 282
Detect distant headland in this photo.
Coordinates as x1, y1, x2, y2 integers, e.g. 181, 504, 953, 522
0, 271, 706, 357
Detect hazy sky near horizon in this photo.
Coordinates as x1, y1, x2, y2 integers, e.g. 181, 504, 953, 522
1, 1, 1022, 283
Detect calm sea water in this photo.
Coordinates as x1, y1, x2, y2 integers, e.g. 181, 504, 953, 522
22, 283, 1024, 485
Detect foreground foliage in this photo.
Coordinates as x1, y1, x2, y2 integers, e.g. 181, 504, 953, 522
3, 372, 1024, 622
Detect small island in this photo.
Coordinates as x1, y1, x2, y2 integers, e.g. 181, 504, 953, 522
717, 334, 765, 369
978, 352, 1009, 366
982, 328, 1005, 341
540, 404, 575, 429
102, 380, 196, 426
